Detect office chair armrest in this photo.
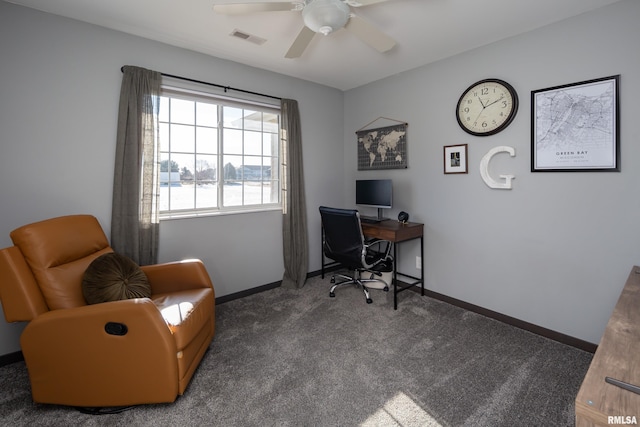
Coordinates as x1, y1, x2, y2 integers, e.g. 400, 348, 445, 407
364, 239, 393, 258
362, 239, 393, 270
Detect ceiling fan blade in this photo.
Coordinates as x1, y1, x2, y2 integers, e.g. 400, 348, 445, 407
345, 15, 396, 53
285, 26, 316, 58
213, 2, 298, 15
344, 0, 390, 6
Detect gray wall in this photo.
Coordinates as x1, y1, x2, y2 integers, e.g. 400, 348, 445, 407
1, 0, 638, 356
344, 0, 640, 344
0, 1, 344, 355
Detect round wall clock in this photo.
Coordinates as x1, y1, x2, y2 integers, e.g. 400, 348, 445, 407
456, 78, 519, 136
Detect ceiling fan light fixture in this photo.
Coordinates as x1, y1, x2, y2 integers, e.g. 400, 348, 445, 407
318, 25, 333, 35
302, 0, 350, 34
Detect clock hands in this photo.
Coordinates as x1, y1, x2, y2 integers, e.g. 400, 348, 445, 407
473, 99, 485, 125
478, 93, 505, 110
484, 95, 505, 108
472, 93, 505, 128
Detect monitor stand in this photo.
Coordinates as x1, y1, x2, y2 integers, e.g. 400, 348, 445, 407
359, 208, 388, 224
359, 208, 389, 224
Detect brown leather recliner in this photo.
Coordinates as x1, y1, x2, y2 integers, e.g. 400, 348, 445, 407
0, 215, 215, 407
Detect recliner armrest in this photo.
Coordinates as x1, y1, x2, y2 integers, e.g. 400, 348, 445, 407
141, 259, 214, 295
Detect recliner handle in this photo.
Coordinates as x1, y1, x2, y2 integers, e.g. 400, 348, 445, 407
104, 322, 128, 336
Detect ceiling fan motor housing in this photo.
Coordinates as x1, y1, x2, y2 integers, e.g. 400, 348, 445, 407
302, 0, 350, 35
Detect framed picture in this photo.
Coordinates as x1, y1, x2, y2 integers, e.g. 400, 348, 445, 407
444, 144, 468, 174
531, 75, 620, 172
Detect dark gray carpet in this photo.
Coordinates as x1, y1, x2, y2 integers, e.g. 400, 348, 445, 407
0, 273, 593, 426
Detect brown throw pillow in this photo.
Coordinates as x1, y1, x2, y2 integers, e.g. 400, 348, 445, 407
82, 252, 151, 305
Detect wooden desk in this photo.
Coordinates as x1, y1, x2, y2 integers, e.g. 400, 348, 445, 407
362, 220, 424, 309
575, 266, 640, 426
361, 219, 424, 243
321, 219, 424, 309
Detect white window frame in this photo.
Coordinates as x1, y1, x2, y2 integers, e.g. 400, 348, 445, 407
158, 84, 282, 220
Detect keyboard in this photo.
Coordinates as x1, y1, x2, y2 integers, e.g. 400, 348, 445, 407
360, 216, 382, 224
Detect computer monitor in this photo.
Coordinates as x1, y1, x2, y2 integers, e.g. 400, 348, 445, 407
356, 179, 392, 220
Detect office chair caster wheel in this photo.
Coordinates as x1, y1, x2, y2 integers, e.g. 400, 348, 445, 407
383, 286, 389, 292
330, 277, 335, 284
366, 298, 373, 304
330, 292, 335, 298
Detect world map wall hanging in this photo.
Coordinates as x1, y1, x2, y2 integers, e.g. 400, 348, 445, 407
356, 120, 408, 170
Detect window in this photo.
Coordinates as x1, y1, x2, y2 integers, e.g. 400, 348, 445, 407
158, 87, 280, 218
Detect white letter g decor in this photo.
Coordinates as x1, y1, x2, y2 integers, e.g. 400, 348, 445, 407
479, 146, 516, 190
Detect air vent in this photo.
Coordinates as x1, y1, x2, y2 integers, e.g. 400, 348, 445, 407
230, 29, 266, 46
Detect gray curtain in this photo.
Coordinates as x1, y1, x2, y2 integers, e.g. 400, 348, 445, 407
111, 66, 161, 266
281, 99, 308, 288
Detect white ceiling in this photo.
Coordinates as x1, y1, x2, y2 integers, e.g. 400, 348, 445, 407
6, 0, 624, 91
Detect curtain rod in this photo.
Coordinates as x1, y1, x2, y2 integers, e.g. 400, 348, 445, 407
120, 66, 282, 101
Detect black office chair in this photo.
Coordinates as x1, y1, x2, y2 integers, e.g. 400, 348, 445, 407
319, 206, 393, 304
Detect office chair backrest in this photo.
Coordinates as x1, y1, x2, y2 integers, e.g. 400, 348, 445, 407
319, 206, 366, 268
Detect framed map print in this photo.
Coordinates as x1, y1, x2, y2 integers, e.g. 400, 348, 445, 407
531, 75, 620, 172
357, 123, 407, 170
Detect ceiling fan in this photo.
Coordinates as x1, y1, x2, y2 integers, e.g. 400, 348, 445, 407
213, 0, 396, 58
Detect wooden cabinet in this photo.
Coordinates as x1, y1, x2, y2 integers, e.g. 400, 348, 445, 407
575, 266, 640, 426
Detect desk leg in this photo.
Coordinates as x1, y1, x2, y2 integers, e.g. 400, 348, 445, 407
421, 236, 424, 296
321, 225, 325, 279
392, 236, 423, 309
393, 242, 398, 310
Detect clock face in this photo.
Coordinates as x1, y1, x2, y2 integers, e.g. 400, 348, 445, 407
456, 79, 518, 136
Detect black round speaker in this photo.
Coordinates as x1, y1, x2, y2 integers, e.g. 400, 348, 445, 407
398, 211, 409, 223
